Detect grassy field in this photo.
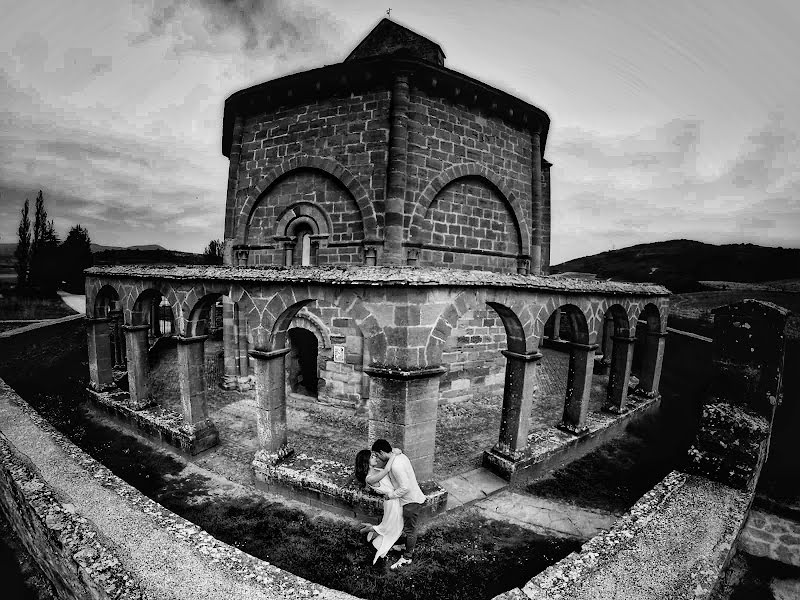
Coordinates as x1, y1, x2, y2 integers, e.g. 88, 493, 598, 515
668, 279, 800, 339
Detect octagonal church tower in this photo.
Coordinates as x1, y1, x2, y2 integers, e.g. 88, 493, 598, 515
222, 18, 552, 275
220, 18, 552, 406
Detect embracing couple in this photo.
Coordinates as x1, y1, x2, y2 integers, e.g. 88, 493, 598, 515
354, 439, 425, 570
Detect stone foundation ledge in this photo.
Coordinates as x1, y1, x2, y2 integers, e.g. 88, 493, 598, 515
253, 451, 448, 521
86, 388, 219, 456
493, 471, 753, 600
0, 432, 143, 600
1, 378, 356, 599
484, 395, 660, 483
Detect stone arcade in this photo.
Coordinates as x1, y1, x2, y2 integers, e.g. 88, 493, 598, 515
84, 20, 669, 508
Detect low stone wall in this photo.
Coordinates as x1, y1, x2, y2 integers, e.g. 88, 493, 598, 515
483, 395, 660, 483
0, 378, 356, 599
253, 451, 448, 521
494, 471, 752, 600
0, 431, 143, 599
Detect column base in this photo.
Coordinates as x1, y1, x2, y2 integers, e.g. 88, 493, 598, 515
88, 380, 117, 393
601, 401, 629, 415
221, 375, 239, 390
252, 446, 295, 469
128, 396, 156, 411
179, 419, 220, 455
558, 420, 590, 436
237, 375, 255, 391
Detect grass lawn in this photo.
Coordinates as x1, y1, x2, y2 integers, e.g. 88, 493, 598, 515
0, 289, 77, 321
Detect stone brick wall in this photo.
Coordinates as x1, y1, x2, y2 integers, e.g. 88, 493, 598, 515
415, 178, 521, 272
229, 90, 391, 243
245, 170, 365, 266
440, 307, 506, 402
405, 88, 532, 271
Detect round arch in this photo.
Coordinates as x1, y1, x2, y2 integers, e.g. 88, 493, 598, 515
409, 163, 531, 254
235, 155, 378, 243
93, 284, 120, 318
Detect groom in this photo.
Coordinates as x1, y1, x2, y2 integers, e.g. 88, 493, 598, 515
371, 438, 426, 570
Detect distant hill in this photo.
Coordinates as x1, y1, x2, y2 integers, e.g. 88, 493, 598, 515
0, 242, 205, 267
552, 240, 800, 293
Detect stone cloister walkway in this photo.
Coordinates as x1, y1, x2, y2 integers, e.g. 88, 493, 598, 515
84, 265, 669, 508
151, 344, 608, 480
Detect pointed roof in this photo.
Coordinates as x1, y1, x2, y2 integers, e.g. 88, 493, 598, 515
345, 18, 445, 66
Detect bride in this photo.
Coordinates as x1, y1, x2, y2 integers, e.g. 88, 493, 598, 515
354, 448, 404, 564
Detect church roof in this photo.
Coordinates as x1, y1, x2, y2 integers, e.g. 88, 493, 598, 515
344, 18, 445, 66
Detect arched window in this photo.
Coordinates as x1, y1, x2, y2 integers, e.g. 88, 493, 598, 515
293, 224, 314, 266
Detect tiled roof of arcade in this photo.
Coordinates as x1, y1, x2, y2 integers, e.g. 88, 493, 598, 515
86, 265, 670, 296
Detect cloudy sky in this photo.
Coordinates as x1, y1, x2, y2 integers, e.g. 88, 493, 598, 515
1, 0, 798, 263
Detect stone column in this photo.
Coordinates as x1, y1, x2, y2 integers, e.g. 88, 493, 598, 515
221, 297, 239, 390
560, 342, 598, 434
638, 331, 667, 398
604, 335, 636, 413
250, 348, 292, 460
494, 350, 542, 459
384, 71, 410, 265
150, 301, 161, 337
236, 308, 251, 389
364, 365, 445, 482
595, 315, 614, 375
530, 129, 543, 275
175, 335, 218, 452
123, 324, 153, 410
87, 317, 114, 390
551, 309, 562, 341
224, 114, 244, 243
109, 310, 125, 367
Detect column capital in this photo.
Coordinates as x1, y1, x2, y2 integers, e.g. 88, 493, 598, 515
611, 335, 637, 344
568, 342, 600, 351
175, 334, 208, 345
364, 365, 446, 380
249, 347, 291, 361
122, 324, 151, 332
501, 349, 543, 362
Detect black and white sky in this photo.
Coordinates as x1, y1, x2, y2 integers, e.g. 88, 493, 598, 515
1, 0, 798, 263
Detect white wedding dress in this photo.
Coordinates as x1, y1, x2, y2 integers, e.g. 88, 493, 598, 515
367, 474, 404, 564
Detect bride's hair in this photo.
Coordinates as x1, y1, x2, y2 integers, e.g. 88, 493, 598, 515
354, 449, 372, 485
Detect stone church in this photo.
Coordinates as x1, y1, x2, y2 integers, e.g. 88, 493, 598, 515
85, 19, 668, 483
222, 18, 553, 407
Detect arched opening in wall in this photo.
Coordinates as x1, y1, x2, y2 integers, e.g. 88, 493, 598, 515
632, 304, 661, 385
535, 305, 599, 432
129, 288, 178, 399
287, 327, 319, 397
293, 224, 314, 266
94, 285, 126, 370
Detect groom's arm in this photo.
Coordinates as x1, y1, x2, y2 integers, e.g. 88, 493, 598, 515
386, 462, 410, 499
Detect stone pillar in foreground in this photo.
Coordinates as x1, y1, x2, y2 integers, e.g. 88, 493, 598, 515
87, 317, 114, 390
494, 350, 542, 459
384, 71, 410, 265
221, 297, 239, 390
637, 330, 667, 398
250, 348, 292, 462
123, 324, 153, 409
237, 308, 252, 389
364, 365, 445, 482
560, 342, 598, 434
685, 300, 789, 490
604, 335, 636, 413
176, 335, 219, 453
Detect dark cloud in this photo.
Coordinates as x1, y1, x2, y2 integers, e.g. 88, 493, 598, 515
133, 0, 340, 57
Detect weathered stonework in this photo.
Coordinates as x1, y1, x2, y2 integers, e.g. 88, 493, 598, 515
685, 300, 790, 490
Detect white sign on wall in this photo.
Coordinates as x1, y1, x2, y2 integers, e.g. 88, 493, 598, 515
333, 345, 346, 364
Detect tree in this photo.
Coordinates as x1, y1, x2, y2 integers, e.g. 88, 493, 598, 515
14, 198, 31, 289
60, 224, 93, 293
203, 239, 224, 265
28, 191, 61, 295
